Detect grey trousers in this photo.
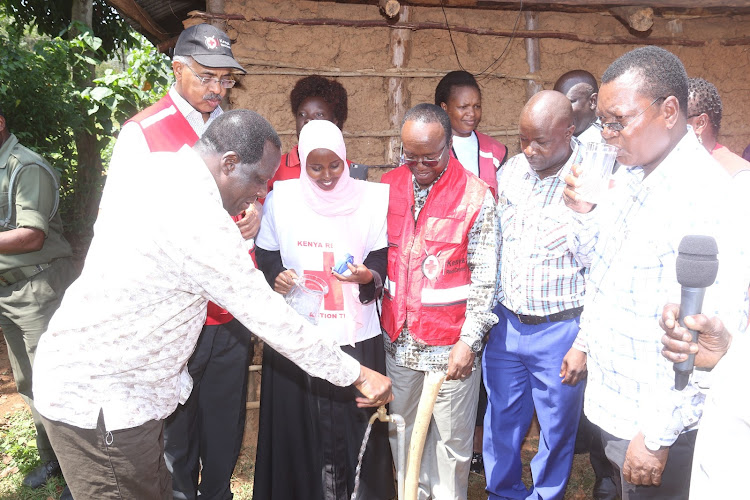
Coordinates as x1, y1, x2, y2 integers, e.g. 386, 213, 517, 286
0, 259, 75, 462
42, 411, 171, 499
386, 355, 481, 500
601, 428, 697, 500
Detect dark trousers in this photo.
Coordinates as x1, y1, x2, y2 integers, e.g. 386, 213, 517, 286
42, 411, 170, 499
0, 259, 75, 462
163, 319, 253, 500
575, 400, 615, 481
600, 428, 697, 499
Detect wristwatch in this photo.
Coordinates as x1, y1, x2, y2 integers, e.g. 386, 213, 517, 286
644, 437, 662, 452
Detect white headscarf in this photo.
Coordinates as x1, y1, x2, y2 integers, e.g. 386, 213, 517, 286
298, 120, 366, 216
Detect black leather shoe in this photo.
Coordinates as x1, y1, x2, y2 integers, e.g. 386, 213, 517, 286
60, 484, 73, 500
593, 476, 618, 500
22, 460, 62, 489
470, 452, 484, 475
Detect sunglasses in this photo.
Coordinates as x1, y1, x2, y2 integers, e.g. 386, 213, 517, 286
399, 142, 449, 168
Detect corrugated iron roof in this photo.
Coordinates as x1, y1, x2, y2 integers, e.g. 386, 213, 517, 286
106, 0, 204, 46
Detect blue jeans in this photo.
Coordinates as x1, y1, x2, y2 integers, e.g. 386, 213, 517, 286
483, 304, 584, 500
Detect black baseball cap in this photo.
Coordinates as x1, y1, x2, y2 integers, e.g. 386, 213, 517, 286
174, 23, 246, 74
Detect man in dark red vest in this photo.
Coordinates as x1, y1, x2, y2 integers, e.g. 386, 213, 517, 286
110, 23, 255, 500
381, 104, 499, 499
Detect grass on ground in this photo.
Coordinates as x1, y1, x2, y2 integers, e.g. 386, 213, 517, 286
0, 409, 68, 500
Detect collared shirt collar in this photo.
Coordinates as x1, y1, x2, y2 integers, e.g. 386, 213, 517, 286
627, 129, 692, 189
168, 86, 223, 134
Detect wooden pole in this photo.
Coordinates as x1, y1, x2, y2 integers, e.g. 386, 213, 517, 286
400, 0, 750, 7
524, 12, 543, 101
404, 372, 445, 500
387, 6, 412, 164
236, 59, 544, 82
206, 0, 226, 29
379, 0, 402, 18
610, 6, 654, 32
187, 11, 709, 47
205, 0, 232, 110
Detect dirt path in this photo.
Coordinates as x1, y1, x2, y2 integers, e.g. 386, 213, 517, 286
0, 341, 26, 420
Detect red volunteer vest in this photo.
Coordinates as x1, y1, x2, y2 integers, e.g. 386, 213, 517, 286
476, 131, 507, 198
380, 157, 489, 345
126, 93, 238, 325
450, 131, 507, 199
126, 93, 199, 152
267, 145, 301, 194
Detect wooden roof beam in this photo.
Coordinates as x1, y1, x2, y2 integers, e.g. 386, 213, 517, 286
452, 0, 750, 8
105, 0, 170, 41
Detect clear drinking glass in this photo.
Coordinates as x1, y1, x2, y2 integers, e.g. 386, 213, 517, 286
576, 142, 618, 204
285, 274, 329, 325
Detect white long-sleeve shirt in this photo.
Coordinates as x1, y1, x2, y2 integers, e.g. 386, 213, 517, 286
33, 146, 360, 431
574, 131, 750, 446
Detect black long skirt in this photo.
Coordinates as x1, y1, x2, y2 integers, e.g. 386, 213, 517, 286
253, 334, 395, 500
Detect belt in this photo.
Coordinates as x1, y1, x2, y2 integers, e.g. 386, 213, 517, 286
513, 306, 584, 325
0, 262, 52, 286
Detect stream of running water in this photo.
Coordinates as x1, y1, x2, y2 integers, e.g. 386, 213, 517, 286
350, 419, 375, 500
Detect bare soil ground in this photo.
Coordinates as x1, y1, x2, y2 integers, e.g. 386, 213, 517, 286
0, 342, 26, 421
231, 414, 596, 499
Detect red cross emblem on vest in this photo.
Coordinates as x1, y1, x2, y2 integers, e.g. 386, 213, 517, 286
421, 252, 441, 280
304, 251, 344, 311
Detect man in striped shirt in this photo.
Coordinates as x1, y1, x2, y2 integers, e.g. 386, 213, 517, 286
483, 90, 589, 500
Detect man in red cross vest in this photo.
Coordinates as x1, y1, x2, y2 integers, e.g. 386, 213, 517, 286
110, 23, 255, 500
381, 104, 499, 499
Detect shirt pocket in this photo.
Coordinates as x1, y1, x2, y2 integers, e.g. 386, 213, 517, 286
0, 192, 10, 226
537, 206, 570, 256
424, 202, 468, 244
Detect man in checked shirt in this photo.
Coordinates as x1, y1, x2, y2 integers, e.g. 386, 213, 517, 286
482, 90, 589, 500
564, 46, 748, 499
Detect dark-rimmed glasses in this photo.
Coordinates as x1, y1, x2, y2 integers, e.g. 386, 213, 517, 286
184, 64, 236, 89
399, 142, 448, 168
600, 96, 665, 132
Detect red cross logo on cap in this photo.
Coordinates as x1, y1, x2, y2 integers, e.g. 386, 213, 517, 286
204, 36, 218, 50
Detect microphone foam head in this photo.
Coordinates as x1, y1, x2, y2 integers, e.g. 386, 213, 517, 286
676, 235, 719, 288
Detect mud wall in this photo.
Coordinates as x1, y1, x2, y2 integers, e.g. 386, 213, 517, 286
222, 1, 750, 166
227, 0, 750, 455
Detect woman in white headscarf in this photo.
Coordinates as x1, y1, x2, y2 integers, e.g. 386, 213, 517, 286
253, 120, 394, 500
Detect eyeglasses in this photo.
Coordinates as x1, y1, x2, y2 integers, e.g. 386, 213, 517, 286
399, 143, 448, 168
184, 64, 236, 89
600, 96, 665, 132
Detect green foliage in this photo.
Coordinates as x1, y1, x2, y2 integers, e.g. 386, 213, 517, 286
81, 32, 172, 141
0, 411, 39, 474
0, 10, 172, 247
0, 0, 135, 52
0, 23, 79, 175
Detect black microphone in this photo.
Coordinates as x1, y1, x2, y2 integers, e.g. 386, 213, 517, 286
674, 235, 719, 391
